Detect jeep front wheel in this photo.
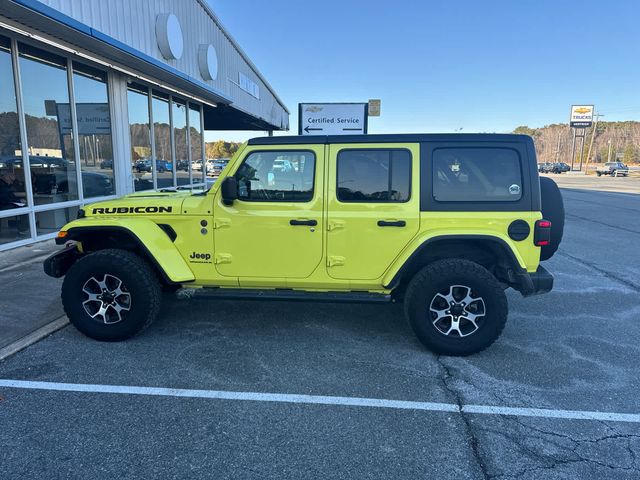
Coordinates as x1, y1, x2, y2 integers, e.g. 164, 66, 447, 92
404, 259, 508, 356
62, 249, 161, 341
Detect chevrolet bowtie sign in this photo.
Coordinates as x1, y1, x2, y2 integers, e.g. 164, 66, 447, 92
570, 105, 594, 128
299, 103, 368, 135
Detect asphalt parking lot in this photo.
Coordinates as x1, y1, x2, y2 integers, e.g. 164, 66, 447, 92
1, 175, 639, 479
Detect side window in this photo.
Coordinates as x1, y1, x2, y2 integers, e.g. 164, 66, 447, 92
235, 150, 315, 202
337, 149, 411, 202
432, 148, 522, 202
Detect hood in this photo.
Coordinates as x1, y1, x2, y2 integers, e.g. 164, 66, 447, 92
81, 190, 191, 218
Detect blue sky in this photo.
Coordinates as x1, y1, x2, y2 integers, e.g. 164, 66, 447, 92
207, 0, 640, 141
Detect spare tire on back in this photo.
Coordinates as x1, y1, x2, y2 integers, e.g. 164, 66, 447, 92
539, 176, 565, 261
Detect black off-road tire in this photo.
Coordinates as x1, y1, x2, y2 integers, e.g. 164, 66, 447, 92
404, 259, 508, 356
62, 249, 161, 341
539, 176, 565, 261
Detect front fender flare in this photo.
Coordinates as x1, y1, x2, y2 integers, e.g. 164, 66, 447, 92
59, 218, 195, 283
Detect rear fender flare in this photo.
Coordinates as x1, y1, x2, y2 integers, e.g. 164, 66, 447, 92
383, 233, 528, 289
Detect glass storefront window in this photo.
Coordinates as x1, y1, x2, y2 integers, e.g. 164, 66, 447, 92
172, 99, 189, 186
19, 43, 77, 205
152, 91, 172, 189
35, 206, 78, 236
0, 37, 29, 222
127, 83, 152, 191
72, 62, 115, 199
188, 104, 203, 185
0, 213, 30, 244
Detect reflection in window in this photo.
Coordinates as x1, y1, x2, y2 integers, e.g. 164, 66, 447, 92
19, 43, 77, 205
152, 91, 172, 189
0, 37, 29, 224
127, 83, 152, 191
73, 62, 114, 198
337, 150, 411, 202
35, 206, 78, 236
235, 151, 315, 202
188, 105, 203, 184
432, 148, 522, 202
0, 214, 30, 244
172, 99, 188, 186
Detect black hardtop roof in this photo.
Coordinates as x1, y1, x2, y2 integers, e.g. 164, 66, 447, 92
247, 133, 532, 146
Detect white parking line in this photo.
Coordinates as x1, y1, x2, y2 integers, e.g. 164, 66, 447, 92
1, 379, 639, 424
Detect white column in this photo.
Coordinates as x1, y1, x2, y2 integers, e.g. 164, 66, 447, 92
107, 71, 134, 196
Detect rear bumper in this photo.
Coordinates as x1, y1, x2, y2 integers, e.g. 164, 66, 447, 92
513, 265, 554, 297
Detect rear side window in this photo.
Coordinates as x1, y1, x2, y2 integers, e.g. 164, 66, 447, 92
337, 149, 411, 202
432, 148, 522, 202
234, 150, 315, 202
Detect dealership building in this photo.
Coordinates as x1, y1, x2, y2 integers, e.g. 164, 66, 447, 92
0, 0, 289, 251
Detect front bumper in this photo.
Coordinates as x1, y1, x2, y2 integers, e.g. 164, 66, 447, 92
43, 244, 82, 278
513, 265, 554, 297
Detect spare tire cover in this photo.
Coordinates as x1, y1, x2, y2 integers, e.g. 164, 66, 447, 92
539, 176, 565, 261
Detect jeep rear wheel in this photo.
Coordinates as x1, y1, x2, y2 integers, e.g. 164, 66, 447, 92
404, 259, 508, 356
62, 249, 161, 341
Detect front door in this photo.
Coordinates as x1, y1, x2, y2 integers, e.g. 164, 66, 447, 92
213, 146, 324, 282
326, 143, 420, 280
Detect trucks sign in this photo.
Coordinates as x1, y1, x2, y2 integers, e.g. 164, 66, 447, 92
570, 105, 594, 128
299, 103, 368, 135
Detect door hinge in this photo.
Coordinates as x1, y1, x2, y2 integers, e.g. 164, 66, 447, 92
213, 218, 231, 229
214, 253, 232, 264
327, 255, 345, 267
327, 220, 345, 231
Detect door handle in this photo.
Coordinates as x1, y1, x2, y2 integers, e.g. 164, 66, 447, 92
290, 219, 318, 226
377, 220, 406, 227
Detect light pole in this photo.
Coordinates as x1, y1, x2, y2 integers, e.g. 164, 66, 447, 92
584, 113, 603, 173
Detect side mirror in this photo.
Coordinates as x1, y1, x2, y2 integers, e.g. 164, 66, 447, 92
220, 176, 238, 206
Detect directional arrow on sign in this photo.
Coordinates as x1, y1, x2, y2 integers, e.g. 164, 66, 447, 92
304, 126, 323, 133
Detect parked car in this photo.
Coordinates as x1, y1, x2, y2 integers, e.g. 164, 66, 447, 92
272, 158, 295, 172
176, 160, 189, 171
100, 159, 113, 169
135, 159, 172, 173
597, 162, 628, 177
549, 162, 570, 174
192, 160, 203, 171
207, 158, 230, 177
45, 133, 563, 356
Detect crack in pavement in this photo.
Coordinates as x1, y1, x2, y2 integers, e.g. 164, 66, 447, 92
485, 415, 640, 479
558, 251, 640, 293
436, 356, 490, 480
565, 212, 640, 235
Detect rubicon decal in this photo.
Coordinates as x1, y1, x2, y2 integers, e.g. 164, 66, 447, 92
92, 206, 173, 214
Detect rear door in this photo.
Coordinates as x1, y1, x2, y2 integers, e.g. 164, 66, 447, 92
326, 143, 420, 280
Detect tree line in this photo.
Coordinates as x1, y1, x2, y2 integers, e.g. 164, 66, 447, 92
514, 121, 640, 164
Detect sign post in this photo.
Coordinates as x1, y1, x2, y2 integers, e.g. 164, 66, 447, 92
569, 105, 594, 171
298, 103, 368, 135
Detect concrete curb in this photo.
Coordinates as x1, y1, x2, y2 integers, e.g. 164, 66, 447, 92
0, 317, 69, 361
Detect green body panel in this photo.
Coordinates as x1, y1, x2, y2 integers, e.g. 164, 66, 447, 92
58, 140, 543, 291
63, 217, 195, 283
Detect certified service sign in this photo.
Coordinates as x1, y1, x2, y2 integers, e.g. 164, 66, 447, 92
570, 105, 594, 128
299, 103, 368, 135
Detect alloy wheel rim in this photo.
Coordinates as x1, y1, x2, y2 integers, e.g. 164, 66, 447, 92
429, 285, 486, 337
81, 274, 131, 324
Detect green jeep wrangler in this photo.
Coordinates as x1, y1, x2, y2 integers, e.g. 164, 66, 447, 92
44, 134, 564, 356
